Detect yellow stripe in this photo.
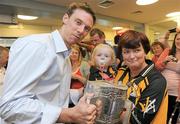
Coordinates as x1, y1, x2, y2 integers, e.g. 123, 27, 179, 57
139, 102, 145, 111
114, 70, 123, 85
138, 80, 146, 91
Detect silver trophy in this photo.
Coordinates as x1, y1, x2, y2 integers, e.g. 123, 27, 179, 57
84, 80, 128, 124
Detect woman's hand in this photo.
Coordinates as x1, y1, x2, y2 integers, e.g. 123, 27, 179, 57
163, 55, 177, 64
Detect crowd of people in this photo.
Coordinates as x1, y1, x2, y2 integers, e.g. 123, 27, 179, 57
0, 2, 180, 124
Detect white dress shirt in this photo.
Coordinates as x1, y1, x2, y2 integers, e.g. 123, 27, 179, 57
0, 30, 71, 124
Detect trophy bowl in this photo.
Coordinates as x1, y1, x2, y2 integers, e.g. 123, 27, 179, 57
84, 80, 128, 124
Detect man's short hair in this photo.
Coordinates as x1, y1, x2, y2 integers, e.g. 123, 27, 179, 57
90, 28, 105, 38
66, 2, 96, 25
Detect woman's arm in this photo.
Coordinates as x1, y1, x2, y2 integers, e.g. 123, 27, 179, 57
158, 31, 170, 48
154, 48, 170, 71
72, 73, 87, 84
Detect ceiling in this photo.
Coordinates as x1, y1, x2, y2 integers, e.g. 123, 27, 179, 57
0, 0, 180, 30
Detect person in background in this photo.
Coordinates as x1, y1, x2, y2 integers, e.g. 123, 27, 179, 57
77, 28, 106, 61
0, 2, 98, 124
161, 32, 180, 124
114, 30, 168, 124
0, 46, 9, 95
113, 34, 123, 68
151, 26, 180, 71
70, 44, 90, 89
69, 44, 90, 107
89, 28, 106, 45
88, 43, 116, 82
151, 31, 171, 71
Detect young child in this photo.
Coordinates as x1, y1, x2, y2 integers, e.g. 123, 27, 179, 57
88, 43, 117, 81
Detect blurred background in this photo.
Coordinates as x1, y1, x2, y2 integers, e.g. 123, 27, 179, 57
0, 0, 180, 46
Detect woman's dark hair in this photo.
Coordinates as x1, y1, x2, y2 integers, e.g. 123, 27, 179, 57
150, 41, 165, 54
66, 2, 96, 25
118, 30, 150, 54
169, 32, 180, 56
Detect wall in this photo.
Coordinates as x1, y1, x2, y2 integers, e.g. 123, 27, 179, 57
0, 24, 53, 37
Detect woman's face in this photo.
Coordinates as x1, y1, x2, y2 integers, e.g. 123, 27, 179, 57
175, 33, 180, 50
70, 48, 79, 61
151, 44, 164, 56
122, 44, 146, 71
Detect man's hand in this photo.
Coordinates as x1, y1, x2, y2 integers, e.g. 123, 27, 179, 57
71, 95, 97, 124
58, 95, 97, 124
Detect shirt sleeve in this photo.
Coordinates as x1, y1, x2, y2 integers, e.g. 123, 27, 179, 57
0, 39, 61, 124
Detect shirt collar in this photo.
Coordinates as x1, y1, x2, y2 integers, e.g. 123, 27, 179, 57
129, 59, 154, 78
51, 30, 70, 57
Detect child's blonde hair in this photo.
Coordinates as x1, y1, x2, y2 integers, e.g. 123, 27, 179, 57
91, 43, 116, 66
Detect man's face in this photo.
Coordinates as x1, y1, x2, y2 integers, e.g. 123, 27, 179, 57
91, 34, 105, 45
62, 9, 94, 47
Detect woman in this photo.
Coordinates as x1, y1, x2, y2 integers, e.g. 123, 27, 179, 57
151, 32, 170, 71
70, 44, 90, 89
114, 30, 168, 124
69, 44, 90, 107
161, 32, 180, 124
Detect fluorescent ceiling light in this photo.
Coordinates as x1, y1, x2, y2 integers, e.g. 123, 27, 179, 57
166, 12, 180, 26
136, 0, 159, 5
154, 32, 160, 35
97, 19, 110, 26
112, 27, 123, 30
17, 15, 38, 20
166, 12, 180, 17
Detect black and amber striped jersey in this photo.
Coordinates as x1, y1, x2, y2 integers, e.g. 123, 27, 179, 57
89, 66, 117, 81
114, 60, 168, 123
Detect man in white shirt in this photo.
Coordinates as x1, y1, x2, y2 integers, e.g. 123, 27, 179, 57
0, 3, 97, 124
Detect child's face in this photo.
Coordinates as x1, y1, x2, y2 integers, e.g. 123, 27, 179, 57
94, 47, 112, 68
